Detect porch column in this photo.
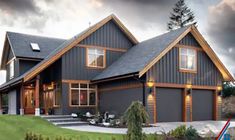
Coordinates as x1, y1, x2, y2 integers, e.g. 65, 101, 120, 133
35, 75, 40, 116
0, 94, 2, 115
20, 85, 24, 115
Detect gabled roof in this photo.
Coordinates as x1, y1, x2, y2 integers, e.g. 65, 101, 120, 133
93, 25, 191, 81
6, 32, 66, 59
0, 32, 66, 69
23, 14, 138, 82
94, 25, 234, 81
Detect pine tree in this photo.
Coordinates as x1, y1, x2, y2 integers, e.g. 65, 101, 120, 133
167, 0, 196, 30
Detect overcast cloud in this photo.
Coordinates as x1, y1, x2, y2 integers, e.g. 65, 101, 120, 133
0, 0, 234, 84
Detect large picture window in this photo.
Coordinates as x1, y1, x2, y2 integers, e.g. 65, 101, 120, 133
87, 48, 105, 68
9, 60, 14, 79
70, 83, 97, 107
179, 48, 197, 72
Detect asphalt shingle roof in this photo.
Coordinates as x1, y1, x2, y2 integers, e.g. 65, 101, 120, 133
7, 32, 66, 59
93, 26, 190, 80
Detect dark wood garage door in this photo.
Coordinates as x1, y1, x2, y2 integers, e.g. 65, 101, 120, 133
156, 88, 183, 122
192, 90, 213, 121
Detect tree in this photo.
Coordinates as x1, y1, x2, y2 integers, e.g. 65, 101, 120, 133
167, 0, 196, 30
124, 101, 149, 140
223, 82, 235, 98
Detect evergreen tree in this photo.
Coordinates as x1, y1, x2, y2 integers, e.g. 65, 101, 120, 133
167, 0, 196, 30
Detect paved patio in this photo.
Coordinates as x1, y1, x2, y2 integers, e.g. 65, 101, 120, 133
62, 121, 235, 136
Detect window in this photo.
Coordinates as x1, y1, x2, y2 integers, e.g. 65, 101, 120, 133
179, 48, 197, 72
87, 48, 105, 68
30, 43, 40, 51
54, 83, 61, 107
70, 83, 97, 106
9, 60, 14, 79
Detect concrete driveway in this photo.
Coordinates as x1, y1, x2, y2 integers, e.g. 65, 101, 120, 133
62, 121, 235, 136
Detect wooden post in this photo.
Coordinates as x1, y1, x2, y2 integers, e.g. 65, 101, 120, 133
182, 89, 187, 122
213, 90, 218, 120
0, 94, 2, 115
20, 85, 24, 115
35, 75, 40, 116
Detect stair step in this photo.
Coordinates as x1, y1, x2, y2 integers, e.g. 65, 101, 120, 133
48, 118, 80, 122
41, 115, 72, 119
53, 121, 88, 127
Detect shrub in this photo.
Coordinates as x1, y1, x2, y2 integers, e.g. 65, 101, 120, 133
168, 125, 187, 139
123, 101, 149, 140
185, 126, 200, 140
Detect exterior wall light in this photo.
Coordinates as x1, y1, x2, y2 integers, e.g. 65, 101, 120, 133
147, 81, 154, 94
147, 81, 154, 87
217, 86, 222, 96
186, 84, 192, 95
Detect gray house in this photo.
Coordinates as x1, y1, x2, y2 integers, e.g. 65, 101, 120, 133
0, 14, 233, 123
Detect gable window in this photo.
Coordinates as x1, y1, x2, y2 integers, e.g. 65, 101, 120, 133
9, 60, 14, 79
87, 48, 105, 68
179, 48, 197, 72
70, 83, 97, 107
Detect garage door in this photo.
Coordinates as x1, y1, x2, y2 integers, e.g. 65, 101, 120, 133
156, 88, 183, 122
192, 90, 213, 121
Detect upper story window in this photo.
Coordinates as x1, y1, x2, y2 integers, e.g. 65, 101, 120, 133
70, 83, 97, 107
9, 60, 14, 79
179, 48, 197, 72
87, 48, 105, 68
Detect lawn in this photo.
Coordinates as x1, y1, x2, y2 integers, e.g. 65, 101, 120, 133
0, 115, 126, 140
0, 115, 158, 140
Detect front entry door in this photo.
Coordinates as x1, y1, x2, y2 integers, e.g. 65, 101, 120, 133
43, 90, 54, 115
24, 89, 35, 114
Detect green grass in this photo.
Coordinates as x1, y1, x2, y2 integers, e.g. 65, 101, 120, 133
0, 115, 159, 140
0, 115, 125, 140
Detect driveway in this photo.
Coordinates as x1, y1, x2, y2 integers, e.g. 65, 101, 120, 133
62, 121, 235, 136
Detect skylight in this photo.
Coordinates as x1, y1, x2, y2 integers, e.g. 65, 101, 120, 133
30, 43, 40, 51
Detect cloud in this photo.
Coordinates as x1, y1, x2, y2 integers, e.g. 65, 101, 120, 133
207, 0, 235, 74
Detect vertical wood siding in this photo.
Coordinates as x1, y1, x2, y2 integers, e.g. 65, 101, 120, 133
147, 33, 223, 86
80, 20, 134, 49
62, 20, 134, 80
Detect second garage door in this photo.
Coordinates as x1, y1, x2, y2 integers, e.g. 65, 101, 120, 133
192, 90, 214, 121
156, 88, 183, 122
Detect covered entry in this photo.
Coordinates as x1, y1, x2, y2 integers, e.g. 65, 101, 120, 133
192, 89, 213, 121
156, 88, 183, 122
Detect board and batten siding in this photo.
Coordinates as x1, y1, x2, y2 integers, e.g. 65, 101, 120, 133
147, 33, 223, 86
62, 20, 134, 80
80, 20, 134, 50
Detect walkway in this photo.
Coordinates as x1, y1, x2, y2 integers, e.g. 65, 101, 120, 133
62, 121, 235, 136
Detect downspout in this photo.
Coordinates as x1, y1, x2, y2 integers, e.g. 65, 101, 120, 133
132, 74, 146, 107
142, 82, 146, 107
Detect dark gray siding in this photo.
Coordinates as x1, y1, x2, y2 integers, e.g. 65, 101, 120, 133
62, 47, 123, 80
192, 90, 213, 121
156, 88, 183, 122
40, 59, 62, 83
80, 20, 134, 49
19, 60, 39, 75
62, 20, 134, 80
99, 88, 142, 116
60, 83, 95, 115
97, 77, 146, 119
7, 48, 14, 62
147, 32, 223, 86
147, 48, 223, 86
179, 33, 201, 47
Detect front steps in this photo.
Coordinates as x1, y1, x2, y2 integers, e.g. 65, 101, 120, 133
41, 115, 89, 127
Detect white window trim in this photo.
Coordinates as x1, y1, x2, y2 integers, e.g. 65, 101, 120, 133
179, 48, 197, 72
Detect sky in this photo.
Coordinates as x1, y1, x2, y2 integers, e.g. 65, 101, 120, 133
0, 0, 234, 84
